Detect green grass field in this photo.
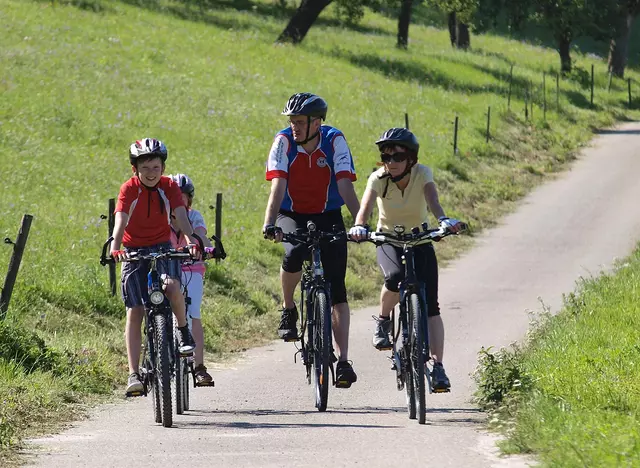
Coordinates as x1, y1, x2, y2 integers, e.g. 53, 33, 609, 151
474, 246, 640, 466
1, 0, 639, 459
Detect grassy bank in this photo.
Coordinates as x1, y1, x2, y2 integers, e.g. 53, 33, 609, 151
1, 0, 640, 458
474, 245, 640, 466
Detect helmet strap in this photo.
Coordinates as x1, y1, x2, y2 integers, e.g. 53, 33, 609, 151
297, 116, 320, 145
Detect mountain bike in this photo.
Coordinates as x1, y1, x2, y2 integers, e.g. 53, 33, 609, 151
100, 237, 210, 427
277, 221, 345, 412
360, 222, 466, 424
175, 235, 226, 415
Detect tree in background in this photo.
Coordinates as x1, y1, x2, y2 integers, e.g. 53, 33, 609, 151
276, 0, 333, 44
534, 0, 619, 73
429, 0, 478, 49
608, 0, 640, 77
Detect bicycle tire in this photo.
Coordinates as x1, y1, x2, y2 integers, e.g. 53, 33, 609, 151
175, 351, 185, 415
401, 302, 416, 419
145, 334, 162, 424
409, 292, 427, 424
183, 360, 190, 411
154, 313, 173, 427
313, 289, 330, 412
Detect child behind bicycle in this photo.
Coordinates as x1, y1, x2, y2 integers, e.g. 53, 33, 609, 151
110, 138, 204, 394
169, 173, 214, 385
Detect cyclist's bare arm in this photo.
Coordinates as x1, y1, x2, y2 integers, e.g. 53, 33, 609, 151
110, 211, 129, 262
263, 177, 287, 227
424, 182, 463, 233
172, 206, 203, 259
354, 187, 377, 226
337, 178, 360, 221
423, 181, 446, 220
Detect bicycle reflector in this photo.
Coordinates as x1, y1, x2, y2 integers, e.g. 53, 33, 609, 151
150, 290, 164, 305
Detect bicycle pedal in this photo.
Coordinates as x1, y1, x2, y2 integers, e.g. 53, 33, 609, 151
194, 381, 215, 388
432, 387, 451, 394
335, 380, 352, 389
376, 346, 393, 351
179, 350, 195, 357
125, 390, 144, 398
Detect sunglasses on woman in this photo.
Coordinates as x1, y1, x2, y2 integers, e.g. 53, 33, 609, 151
380, 152, 410, 163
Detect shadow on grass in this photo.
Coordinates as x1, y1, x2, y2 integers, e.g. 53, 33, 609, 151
113, 0, 392, 37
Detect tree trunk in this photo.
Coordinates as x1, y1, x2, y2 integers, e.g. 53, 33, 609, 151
608, 12, 633, 78
558, 33, 572, 73
276, 0, 333, 44
397, 0, 413, 49
448, 12, 457, 47
456, 22, 470, 49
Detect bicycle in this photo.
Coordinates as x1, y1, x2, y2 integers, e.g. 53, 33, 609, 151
356, 222, 466, 424
174, 235, 226, 415
100, 237, 221, 427
274, 221, 345, 412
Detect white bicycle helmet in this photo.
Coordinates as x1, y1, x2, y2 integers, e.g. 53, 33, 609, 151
129, 138, 168, 166
169, 173, 195, 198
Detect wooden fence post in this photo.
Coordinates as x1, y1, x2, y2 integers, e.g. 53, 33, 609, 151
108, 198, 116, 296
215, 193, 222, 264
0, 214, 33, 320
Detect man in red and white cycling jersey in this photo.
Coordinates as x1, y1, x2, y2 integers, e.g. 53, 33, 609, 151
263, 93, 361, 388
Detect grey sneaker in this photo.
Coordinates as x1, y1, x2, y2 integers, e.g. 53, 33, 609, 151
431, 362, 451, 392
126, 372, 143, 394
278, 306, 299, 341
372, 316, 392, 350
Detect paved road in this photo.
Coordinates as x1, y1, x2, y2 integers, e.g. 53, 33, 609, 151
25, 123, 640, 467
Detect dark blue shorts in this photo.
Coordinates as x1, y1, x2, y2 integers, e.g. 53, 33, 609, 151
120, 242, 181, 308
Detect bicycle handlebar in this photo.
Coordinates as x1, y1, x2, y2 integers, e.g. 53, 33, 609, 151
99, 235, 227, 266
280, 221, 346, 246
350, 222, 468, 245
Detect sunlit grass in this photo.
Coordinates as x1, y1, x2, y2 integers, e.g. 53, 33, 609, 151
1, 0, 639, 458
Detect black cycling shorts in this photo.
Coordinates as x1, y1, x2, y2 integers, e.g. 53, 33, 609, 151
376, 242, 440, 317
276, 209, 348, 306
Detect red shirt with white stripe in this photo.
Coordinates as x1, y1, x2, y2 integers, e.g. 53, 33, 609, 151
115, 176, 186, 248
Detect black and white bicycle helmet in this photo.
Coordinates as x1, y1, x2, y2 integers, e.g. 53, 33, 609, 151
282, 93, 328, 120
129, 138, 168, 166
169, 173, 195, 198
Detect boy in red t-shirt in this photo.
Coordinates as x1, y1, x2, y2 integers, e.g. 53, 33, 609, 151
110, 138, 204, 394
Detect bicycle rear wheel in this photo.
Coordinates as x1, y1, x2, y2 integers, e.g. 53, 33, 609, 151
144, 330, 162, 424
183, 360, 190, 411
409, 293, 427, 424
154, 313, 173, 427
313, 289, 331, 412
175, 353, 186, 415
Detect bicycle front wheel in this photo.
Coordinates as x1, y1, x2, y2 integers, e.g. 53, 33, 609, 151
313, 289, 331, 412
409, 293, 427, 424
400, 304, 416, 420
154, 313, 173, 427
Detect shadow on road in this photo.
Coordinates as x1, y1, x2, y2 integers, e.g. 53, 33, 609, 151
595, 129, 640, 135
171, 406, 484, 430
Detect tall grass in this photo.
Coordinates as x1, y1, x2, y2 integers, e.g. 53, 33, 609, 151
474, 247, 640, 466
0, 0, 639, 458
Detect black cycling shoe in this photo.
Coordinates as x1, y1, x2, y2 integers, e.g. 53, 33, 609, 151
335, 361, 357, 388
177, 326, 196, 356
278, 306, 299, 341
431, 362, 451, 393
372, 315, 392, 350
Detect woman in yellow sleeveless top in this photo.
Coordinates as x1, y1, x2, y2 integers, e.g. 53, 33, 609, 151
349, 128, 462, 392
